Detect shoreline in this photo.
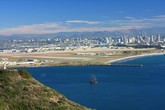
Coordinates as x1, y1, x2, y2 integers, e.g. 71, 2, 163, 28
17, 52, 164, 68
6, 51, 165, 68
107, 52, 165, 64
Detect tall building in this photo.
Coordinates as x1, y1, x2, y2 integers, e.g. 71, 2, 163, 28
105, 37, 110, 44
105, 37, 113, 45
123, 35, 128, 44
144, 36, 150, 44
109, 37, 113, 45
157, 34, 161, 42
150, 35, 154, 43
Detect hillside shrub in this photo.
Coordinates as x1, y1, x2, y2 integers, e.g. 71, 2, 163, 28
18, 70, 32, 79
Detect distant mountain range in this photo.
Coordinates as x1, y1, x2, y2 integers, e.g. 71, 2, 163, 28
0, 28, 165, 41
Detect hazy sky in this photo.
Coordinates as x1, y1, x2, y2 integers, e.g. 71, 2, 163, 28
0, 0, 165, 35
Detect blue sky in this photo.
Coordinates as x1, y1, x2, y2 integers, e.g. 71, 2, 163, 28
0, 0, 165, 35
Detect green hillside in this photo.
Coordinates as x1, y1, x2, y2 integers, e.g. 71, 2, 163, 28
0, 69, 90, 110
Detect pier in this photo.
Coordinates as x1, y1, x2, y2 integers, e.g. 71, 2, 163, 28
109, 64, 143, 67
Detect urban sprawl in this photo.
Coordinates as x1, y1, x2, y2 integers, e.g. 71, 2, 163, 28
1, 34, 164, 53
0, 34, 164, 68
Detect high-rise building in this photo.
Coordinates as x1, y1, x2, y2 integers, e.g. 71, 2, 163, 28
109, 37, 113, 45
128, 37, 136, 44
105, 37, 110, 44
144, 36, 150, 44
123, 35, 128, 44
105, 37, 113, 45
157, 34, 161, 42
150, 35, 154, 43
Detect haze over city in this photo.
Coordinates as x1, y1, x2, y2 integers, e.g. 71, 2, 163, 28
0, 0, 165, 35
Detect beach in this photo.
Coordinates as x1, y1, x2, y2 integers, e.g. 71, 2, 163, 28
107, 52, 165, 64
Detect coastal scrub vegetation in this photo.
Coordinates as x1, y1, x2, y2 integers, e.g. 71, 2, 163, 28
0, 69, 89, 110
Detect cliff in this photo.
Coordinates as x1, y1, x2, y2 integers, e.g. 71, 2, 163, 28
0, 69, 89, 110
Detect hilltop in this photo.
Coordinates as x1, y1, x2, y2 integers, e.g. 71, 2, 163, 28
0, 69, 89, 110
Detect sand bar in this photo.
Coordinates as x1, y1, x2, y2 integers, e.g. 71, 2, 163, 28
107, 52, 165, 64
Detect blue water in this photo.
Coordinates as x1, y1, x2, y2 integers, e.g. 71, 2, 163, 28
25, 54, 165, 110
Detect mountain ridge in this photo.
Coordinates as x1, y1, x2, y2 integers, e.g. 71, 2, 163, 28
0, 28, 165, 40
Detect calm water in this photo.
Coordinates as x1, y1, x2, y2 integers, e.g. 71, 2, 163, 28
25, 55, 165, 110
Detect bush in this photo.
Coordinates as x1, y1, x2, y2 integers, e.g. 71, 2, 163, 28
0, 100, 8, 110
0, 69, 20, 78
18, 70, 32, 79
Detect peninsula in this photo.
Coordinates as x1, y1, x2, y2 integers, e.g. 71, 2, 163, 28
0, 47, 163, 68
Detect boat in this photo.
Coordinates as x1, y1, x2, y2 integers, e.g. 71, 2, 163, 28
89, 75, 97, 84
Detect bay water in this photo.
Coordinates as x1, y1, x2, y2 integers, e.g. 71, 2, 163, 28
25, 54, 165, 110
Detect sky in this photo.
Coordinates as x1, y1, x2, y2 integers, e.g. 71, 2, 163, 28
0, 0, 165, 35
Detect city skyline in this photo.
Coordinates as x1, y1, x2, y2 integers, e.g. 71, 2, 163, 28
0, 0, 165, 35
